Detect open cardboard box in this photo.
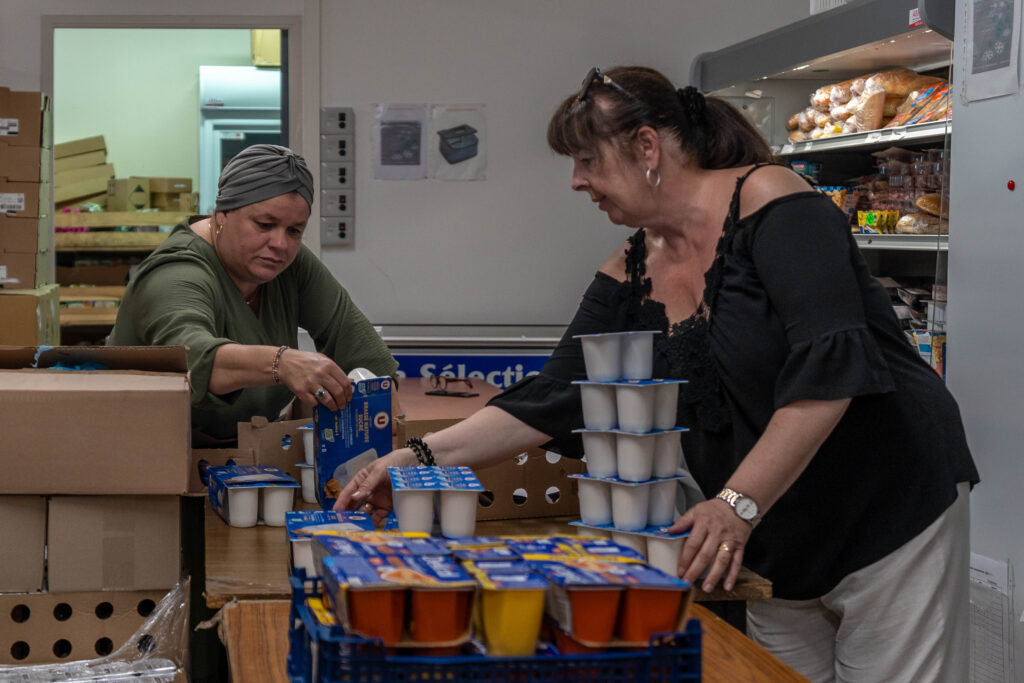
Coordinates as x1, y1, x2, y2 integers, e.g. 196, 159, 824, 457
0, 346, 190, 495
394, 377, 582, 521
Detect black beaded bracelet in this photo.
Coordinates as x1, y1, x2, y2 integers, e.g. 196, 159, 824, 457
405, 437, 436, 466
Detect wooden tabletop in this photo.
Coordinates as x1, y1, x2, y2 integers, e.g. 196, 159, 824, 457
220, 600, 808, 683
204, 503, 771, 608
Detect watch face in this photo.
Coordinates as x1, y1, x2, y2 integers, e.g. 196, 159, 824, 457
735, 497, 759, 520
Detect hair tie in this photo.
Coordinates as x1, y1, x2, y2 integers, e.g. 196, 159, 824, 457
677, 86, 707, 125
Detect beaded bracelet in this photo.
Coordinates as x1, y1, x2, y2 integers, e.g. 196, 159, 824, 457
272, 345, 289, 384
405, 437, 436, 466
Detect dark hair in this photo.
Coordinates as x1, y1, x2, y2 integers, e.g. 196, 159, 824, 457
547, 65, 773, 169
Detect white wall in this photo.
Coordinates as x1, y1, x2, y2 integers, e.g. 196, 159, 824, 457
53, 28, 252, 184
317, 0, 809, 328
950, 0, 1024, 673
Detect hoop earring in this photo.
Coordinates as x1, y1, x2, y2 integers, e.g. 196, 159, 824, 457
215, 223, 224, 239
645, 167, 661, 188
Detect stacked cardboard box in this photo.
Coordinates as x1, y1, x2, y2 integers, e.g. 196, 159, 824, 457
53, 135, 112, 209
0, 87, 53, 292
0, 346, 191, 666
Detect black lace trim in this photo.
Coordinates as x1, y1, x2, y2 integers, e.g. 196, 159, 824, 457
622, 163, 775, 433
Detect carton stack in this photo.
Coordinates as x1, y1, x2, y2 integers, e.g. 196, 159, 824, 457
0, 346, 191, 669
0, 87, 58, 344
53, 135, 113, 210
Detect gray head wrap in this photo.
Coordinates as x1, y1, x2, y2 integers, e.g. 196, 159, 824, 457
214, 144, 314, 212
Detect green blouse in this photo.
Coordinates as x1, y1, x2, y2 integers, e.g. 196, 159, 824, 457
110, 218, 398, 442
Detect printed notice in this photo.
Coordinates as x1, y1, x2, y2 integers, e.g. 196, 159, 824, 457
964, 0, 1021, 101
0, 118, 19, 135
969, 553, 1014, 682
0, 193, 26, 213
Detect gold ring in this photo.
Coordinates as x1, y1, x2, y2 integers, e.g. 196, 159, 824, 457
718, 542, 732, 553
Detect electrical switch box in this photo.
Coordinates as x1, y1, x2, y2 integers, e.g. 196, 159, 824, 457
320, 189, 354, 217
321, 216, 352, 245
320, 134, 353, 162
321, 162, 353, 189
319, 107, 354, 134
319, 107, 355, 247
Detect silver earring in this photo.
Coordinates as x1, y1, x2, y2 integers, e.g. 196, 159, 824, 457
645, 167, 661, 187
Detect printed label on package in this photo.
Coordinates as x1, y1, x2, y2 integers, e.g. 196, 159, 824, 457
394, 353, 548, 390
0, 193, 25, 212
0, 118, 19, 135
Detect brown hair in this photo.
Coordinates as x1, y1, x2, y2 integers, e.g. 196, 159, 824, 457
547, 66, 772, 169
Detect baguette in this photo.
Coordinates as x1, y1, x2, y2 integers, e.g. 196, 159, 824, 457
865, 69, 945, 97
915, 194, 947, 217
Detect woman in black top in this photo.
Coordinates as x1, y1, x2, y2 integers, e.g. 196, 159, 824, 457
338, 66, 978, 681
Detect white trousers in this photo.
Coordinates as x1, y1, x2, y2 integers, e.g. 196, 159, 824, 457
746, 481, 971, 683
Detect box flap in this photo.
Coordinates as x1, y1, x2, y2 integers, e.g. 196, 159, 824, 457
0, 345, 188, 373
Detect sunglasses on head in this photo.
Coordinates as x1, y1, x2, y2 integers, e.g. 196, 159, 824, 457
577, 67, 641, 104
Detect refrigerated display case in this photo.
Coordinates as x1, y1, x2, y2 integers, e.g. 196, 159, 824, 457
690, 0, 954, 375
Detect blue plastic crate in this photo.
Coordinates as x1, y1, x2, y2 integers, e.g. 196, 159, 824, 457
287, 571, 701, 683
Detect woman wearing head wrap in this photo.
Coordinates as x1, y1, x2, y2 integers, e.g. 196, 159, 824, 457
335, 67, 977, 681
111, 144, 396, 444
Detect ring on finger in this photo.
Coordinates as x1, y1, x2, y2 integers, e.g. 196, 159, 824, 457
315, 387, 327, 401
718, 542, 733, 553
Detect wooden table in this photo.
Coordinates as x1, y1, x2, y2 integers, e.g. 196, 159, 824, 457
220, 600, 808, 683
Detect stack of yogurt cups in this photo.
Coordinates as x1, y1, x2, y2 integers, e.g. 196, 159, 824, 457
569, 331, 689, 575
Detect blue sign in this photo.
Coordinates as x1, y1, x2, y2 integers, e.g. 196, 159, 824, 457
394, 353, 549, 390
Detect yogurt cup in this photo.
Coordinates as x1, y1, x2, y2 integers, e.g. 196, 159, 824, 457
409, 588, 473, 642
615, 432, 656, 482
567, 588, 622, 643
575, 333, 623, 382
260, 486, 295, 527
610, 531, 647, 558
577, 478, 612, 526
645, 536, 685, 576
393, 489, 435, 534
579, 430, 617, 478
348, 589, 406, 644
620, 331, 658, 380
614, 383, 656, 434
617, 587, 684, 643
479, 583, 545, 656
610, 483, 650, 531
652, 432, 680, 478
653, 382, 680, 431
578, 383, 618, 430
647, 479, 678, 527
296, 463, 317, 504
298, 424, 315, 465
439, 489, 478, 539
226, 488, 259, 528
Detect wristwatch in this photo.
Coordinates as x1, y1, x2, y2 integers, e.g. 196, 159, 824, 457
715, 487, 761, 527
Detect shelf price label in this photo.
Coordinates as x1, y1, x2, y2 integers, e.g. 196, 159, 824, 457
891, 128, 907, 140
780, 144, 795, 155
865, 132, 882, 144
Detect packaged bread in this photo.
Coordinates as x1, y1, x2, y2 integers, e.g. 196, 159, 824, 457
786, 112, 800, 131
909, 85, 951, 124
883, 95, 904, 118
830, 101, 852, 121
798, 108, 816, 132
895, 212, 948, 234
865, 69, 945, 97
829, 84, 852, 105
848, 89, 886, 132
814, 110, 832, 128
884, 85, 939, 128
915, 194, 947, 217
789, 129, 809, 143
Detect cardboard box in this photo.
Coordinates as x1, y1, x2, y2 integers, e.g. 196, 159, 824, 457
54, 163, 114, 203
54, 148, 106, 174
0, 88, 52, 148
141, 177, 191, 194
394, 378, 583, 521
313, 377, 393, 510
0, 587, 171, 665
0, 142, 50, 182
56, 263, 131, 286
0, 284, 59, 345
0, 178, 51, 218
0, 496, 46, 592
0, 346, 191, 495
107, 178, 150, 211
0, 250, 51, 289
150, 191, 197, 212
251, 29, 282, 67
54, 135, 105, 159
0, 215, 48, 254
47, 495, 181, 592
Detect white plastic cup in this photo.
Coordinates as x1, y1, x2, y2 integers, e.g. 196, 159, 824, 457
621, 331, 656, 380
610, 531, 648, 559
579, 383, 618, 430
616, 433, 656, 483
581, 431, 617, 479
439, 490, 478, 538
291, 539, 315, 577
579, 334, 623, 382
577, 478, 613, 526
226, 488, 259, 528
299, 425, 315, 465
646, 536, 685, 575
298, 466, 317, 504
652, 432, 680, 478
347, 367, 377, 382
653, 382, 680, 431
261, 487, 295, 527
393, 490, 435, 534
615, 384, 656, 433
647, 479, 678, 527
610, 483, 650, 531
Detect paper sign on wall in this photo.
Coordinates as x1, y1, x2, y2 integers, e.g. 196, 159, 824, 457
372, 103, 428, 180
430, 104, 486, 181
